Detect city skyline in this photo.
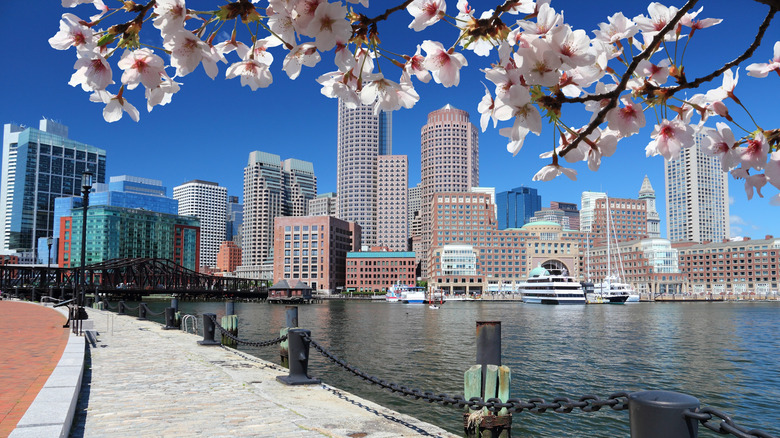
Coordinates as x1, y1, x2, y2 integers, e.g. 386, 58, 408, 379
2, 1, 779, 240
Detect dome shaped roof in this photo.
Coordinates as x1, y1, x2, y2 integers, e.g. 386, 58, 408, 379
528, 266, 550, 278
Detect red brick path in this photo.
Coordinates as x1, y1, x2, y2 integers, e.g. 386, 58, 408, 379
0, 302, 69, 437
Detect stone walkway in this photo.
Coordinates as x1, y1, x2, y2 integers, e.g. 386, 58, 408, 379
71, 308, 455, 437
0, 301, 69, 437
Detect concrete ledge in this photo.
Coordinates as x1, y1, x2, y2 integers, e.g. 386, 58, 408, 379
10, 306, 85, 438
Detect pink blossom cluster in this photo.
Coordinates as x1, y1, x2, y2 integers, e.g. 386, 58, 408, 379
51, 0, 780, 204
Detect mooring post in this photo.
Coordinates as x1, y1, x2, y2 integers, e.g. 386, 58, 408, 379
138, 302, 147, 320
464, 321, 511, 438
280, 306, 299, 368
163, 307, 177, 330
628, 391, 700, 438
276, 329, 320, 385
198, 313, 221, 346
118, 301, 125, 315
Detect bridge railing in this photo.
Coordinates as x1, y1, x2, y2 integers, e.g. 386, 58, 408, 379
93, 299, 777, 438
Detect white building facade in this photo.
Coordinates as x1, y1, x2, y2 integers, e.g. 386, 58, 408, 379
173, 180, 227, 269
377, 155, 408, 251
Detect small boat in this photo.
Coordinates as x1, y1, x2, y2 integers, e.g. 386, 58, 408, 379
428, 304, 440, 309
399, 286, 427, 304
593, 276, 631, 304
385, 284, 403, 303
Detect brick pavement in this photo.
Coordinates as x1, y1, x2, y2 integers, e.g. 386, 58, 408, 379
0, 301, 69, 437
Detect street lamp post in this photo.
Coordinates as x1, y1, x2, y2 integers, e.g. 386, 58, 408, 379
80, 171, 93, 307
46, 236, 53, 289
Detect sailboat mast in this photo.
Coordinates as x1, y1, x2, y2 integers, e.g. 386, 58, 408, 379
605, 195, 611, 280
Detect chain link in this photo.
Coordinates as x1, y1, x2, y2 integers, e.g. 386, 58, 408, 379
208, 314, 287, 348
101, 300, 118, 310
684, 408, 777, 438
305, 333, 629, 414
141, 303, 166, 316
122, 303, 140, 311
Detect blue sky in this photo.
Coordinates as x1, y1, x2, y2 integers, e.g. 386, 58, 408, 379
1, 0, 778, 238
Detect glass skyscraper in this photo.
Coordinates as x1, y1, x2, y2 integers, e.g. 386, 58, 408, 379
496, 186, 542, 229
2, 119, 106, 251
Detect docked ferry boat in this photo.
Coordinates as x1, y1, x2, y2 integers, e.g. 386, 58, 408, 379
519, 267, 586, 305
593, 276, 631, 304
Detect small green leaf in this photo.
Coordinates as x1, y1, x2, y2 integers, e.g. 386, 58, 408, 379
97, 34, 116, 47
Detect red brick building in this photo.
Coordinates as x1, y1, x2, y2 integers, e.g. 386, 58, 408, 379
216, 241, 242, 273
345, 249, 417, 292
273, 216, 361, 293
590, 197, 648, 245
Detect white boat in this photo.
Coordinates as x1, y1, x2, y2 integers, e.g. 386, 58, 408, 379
587, 195, 634, 304
385, 284, 405, 303
398, 286, 427, 304
519, 267, 586, 305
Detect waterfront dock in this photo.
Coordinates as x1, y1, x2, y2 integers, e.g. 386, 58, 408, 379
4, 302, 454, 437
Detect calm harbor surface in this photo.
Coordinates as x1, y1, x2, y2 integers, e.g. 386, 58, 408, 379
139, 300, 780, 437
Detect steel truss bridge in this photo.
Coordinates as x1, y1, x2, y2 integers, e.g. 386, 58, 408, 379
0, 258, 268, 301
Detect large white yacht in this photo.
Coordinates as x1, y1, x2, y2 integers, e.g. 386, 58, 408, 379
519, 267, 586, 305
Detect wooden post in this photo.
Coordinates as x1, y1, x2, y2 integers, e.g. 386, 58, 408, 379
465, 321, 512, 437
220, 315, 238, 347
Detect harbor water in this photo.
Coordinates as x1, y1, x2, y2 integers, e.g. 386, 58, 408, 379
141, 299, 780, 437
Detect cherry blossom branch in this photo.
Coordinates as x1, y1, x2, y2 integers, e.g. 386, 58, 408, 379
667, 6, 777, 96
357, 0, 415, 26
557, 0, 699, 158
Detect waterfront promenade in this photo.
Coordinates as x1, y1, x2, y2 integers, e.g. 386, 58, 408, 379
8, 303, 454, 437
0, 301, 70, 437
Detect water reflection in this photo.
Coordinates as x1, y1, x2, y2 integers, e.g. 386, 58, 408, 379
138, 300, 780, 437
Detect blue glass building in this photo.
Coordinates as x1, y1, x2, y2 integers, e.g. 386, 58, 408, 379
496, 186, 542, 229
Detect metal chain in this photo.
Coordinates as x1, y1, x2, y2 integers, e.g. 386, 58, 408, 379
208, 314, 287, 348
140, 303, 166, 316
684, 408, 777, 438
122, 303, 140, 311
305, 333, 629, 414
101, 300, 118, 310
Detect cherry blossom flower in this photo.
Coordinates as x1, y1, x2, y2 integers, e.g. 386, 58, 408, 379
347, 0, 369, 6
293, 0, 325, 34
679, 7, 722, 35
404, 45, 431, 83
458, 9, 498, 57
549, 25, 595, 69
765, 151, 780, 190
482, 65, 522, 99
637, 58, 671, 85
739, 131, 769, 170
334, 43, 356, 72
215, 39, 251, 60
533, 159, 578, 182
605, 98, 646, 137
226, 59, 273, 91
69, 53, 113, 91
317, 70, 360, 107
593, 12, 639, 44
145, 75, 181, 111
746, 41, 780, 78
407, 0, 446, 32
49, 13, 94, 54
268, 7, 296, 45
283, 43, 321, 80
503, 0, 535, 15
517, 3, 562, 37
645, 118, 694, 160
633, 3, 680, 42
705, 68, 739, 103
164, 31, 219, 78
731, 168, 768, 200
307, 2, 351, 51
153, 0, 187, 34
117, 49, 166, 90
249, 38, 280, 66
700, 122, 739, 171
89, 89, 139, 123
515, 39, 562, 87
477, 84, 511, 132
360, 73, 419, 113
422, 40, 468, 87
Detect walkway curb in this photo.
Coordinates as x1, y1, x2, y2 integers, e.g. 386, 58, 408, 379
9, 305, 85, 438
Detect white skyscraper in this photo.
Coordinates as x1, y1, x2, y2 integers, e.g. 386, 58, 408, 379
173, 180, 228, 269
377, 155, 408, 251
336, 99, 392, 247
664, 131, 730, 243
579, 191, 607, 233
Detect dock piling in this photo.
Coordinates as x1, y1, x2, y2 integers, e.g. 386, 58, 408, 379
163, 307, 177, 330
197, 313, 221, 346
138, 302, 147, 320
628, 390, 699, 438
465, 321, 511, 438
276, 329, 320, 386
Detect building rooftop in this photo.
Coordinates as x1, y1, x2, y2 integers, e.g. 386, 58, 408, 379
347, 251, 416, 258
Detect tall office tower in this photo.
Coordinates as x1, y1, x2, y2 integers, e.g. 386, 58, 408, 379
242, 151, 317, 275
336, 99, 392, 247
2, 119, 106, 252
420, 104, 479, 278
638, 176, 661, 238
377, 155, 408, 251
590, 196, 648, 244
173, 180, 228, 269
308, 192, 338, 216
407, 182, 421, 237
495, 186, 542, 229
226, 195, 243, 245
550, 201, 580, 230
665, 131, 730, 243
282, 158, 317, 216
580, 191, 607, 233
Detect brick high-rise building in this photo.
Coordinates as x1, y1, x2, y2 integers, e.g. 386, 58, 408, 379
590, 197, 649, 245
377, 155, 408, 251
216, 240, 242, 273
420, 105, 478, 278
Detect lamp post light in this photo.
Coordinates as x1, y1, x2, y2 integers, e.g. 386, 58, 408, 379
46, 236, 53, 289
80, 171, 93, 307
